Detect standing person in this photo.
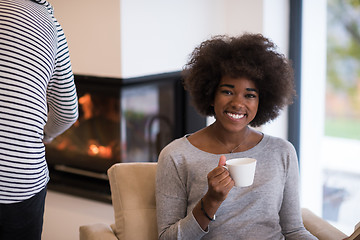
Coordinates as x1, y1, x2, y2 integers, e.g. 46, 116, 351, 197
156, 33, 318, 239
0, 0, 78, 239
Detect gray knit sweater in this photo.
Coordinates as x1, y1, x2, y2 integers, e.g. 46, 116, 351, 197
156, 134, 318, 240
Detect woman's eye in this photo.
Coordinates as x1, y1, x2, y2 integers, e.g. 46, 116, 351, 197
246, 94, 257, 98
221, 90, 232, 95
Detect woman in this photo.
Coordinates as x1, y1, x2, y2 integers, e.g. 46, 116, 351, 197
156, 33, 317, 239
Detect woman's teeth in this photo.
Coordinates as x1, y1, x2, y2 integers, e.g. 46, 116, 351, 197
227, 112, 245, 119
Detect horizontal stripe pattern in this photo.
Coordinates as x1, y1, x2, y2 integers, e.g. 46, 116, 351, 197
0, 0, 78, 203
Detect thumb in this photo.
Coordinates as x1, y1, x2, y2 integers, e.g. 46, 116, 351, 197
218, 155, 227, 167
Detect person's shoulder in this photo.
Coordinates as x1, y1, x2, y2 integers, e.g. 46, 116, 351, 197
262, 135, 298, 165
264, 134, 296, 151
158, 136, 189, 158
157, 136, 194, 171
30, 0, 54, 15
163, 136, 188, 149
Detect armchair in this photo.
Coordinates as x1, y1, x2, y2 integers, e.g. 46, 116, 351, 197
79, 162, 347, 240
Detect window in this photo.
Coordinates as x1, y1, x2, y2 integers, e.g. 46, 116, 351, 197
301, 0, 360, 235
322, 0, 360, 233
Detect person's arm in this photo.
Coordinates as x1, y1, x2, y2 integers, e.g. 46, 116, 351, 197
192, 155, 234, 230
156, 151, 234, 239
156, 146, 207, 240
279, 143, 318, 240
43, 11, 78, 143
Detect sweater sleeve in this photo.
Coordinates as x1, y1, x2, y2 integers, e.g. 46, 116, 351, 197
155, 143, 207, 240
279, 143, 318, 240
43, 8, 78, 143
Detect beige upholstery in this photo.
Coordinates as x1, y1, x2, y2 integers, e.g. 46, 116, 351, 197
302, 208, 347, 240
79, 162, 347, 240
79, 223, 118, 240
79, 162, 157, 240
109, 162, 158, 240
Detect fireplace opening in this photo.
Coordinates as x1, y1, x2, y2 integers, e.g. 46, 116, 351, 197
46, 72, 206, 202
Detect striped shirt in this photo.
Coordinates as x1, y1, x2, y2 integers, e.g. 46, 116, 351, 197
0, 0, 78, 203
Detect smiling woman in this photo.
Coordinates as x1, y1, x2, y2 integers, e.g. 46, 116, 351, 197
155, 33, 318, 240
182, 34, 295, 127
211, 76, 259, 149
210, 76, 259, 153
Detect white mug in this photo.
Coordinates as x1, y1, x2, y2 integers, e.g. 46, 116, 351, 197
224, 157, 257, 187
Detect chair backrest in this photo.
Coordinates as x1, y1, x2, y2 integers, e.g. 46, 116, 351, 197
108, 162, 158, 240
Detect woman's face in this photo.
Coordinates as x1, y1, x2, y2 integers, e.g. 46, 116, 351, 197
213, 75, 259, 133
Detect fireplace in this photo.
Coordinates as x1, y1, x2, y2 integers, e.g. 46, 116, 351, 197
46, 71, 206, 202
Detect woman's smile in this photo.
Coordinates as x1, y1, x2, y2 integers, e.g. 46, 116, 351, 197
213, 75, 259, 132
225, 111, 246, 120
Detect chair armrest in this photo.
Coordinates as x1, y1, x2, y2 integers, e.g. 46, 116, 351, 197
302, 208, 348, 240
79, 223, 118, 240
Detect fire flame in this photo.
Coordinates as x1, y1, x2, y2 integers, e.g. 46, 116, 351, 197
88, 143, 112, 159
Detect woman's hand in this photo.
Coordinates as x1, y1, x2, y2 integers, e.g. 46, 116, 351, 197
206, 155, 234, 203
192, 155, 234, 230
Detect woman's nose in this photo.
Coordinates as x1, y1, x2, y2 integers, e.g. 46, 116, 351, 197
230, 95, 245, 108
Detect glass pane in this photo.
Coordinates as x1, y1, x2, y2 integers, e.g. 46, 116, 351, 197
121, 82, 174, 162
46, 88, 121, 173
324, 0, 360, 233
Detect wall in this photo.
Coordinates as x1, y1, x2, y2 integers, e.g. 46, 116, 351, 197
120, 0, 263, 78
51, 0, 122, 77
51, 0, 263, 78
